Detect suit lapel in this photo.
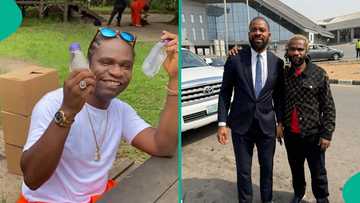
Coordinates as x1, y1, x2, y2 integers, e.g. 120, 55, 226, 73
241, 48, 256, 99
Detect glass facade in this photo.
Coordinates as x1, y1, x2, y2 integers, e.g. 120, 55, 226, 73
207, 3, 293, 43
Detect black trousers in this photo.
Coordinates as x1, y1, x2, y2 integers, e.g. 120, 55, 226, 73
284, 131, 329, 202
231, 119, 275, 203
356, 48, 360, 58
108, 5, 126, 26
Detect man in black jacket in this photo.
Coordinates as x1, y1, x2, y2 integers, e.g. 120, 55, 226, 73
282, 34, 336, 203
217, 16, 284, 203
108, 0, 128, 26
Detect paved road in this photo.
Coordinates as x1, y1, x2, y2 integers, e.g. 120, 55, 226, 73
182, 85, 360, 203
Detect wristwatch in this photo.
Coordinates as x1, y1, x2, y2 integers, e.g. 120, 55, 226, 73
54, 110, 74, 128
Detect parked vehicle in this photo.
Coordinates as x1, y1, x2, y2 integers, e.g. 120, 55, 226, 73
181, 49, 224, 132
308, 44, 344, 61
209, 58, 226, 67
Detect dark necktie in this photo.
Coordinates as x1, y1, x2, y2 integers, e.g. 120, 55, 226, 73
255, 54, 262, 98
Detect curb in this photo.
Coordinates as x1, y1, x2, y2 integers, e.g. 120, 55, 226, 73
329, 79, 360, 86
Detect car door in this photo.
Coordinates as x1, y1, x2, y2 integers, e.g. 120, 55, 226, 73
309, 45, 321, 60
318, 45, 330, 59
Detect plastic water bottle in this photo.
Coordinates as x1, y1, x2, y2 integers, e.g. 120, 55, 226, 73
69, 43, 89, 71
142, 40, 168, 77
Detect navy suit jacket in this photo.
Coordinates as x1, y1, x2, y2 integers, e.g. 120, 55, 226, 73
218, 47, 284, 136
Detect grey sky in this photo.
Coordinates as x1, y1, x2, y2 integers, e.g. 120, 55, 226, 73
279, 0, 360, 21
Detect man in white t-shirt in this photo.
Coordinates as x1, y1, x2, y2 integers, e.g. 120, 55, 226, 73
18, 29, 178, 203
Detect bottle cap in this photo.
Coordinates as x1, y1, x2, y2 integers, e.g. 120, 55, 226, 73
69, 43, 81, 52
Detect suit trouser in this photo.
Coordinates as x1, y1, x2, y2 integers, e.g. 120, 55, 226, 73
284, 131, 329, 202
108, 6, 126, 25
357, 49, 360, 58
231, 119, 275, 203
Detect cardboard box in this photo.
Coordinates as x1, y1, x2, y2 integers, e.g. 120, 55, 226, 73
5, 143, 23, 175
0, 66, 59, 116
1, 111, 30, 146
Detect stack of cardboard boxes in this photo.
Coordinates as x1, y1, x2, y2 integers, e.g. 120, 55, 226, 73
0, 65, 59, 175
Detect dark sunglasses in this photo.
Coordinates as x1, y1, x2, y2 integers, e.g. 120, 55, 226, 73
89, 27, 137, 48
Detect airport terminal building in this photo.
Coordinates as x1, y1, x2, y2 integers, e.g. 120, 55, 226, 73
318, 11, 360, 44
182, 0, 334, 56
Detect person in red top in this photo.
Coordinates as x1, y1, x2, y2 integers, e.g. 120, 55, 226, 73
281, 35, 336, 203
130, 0, 148, 27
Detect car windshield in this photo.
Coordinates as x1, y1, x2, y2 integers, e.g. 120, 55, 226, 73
211, 58, 226, 66
182, 50, 208, 68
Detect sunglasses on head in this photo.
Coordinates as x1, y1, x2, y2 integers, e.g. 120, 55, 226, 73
90, 27, 137, 48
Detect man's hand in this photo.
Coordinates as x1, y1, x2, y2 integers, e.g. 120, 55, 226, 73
228, 46, 241, 56
276, 123, 284, 145
161, 30, 178, 80
218, 126, 230, 145
62, 70, 96, 117
319, 137, 331, 151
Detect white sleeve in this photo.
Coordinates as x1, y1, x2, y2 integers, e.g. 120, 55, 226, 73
23, 95, 59, 151
121, 103, 151, 144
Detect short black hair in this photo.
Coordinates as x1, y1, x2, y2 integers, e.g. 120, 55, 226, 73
249, 16, 270, 31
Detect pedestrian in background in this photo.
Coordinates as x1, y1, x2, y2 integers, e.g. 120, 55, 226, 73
130, 0, 149, 27
356, 39, 360, 59
108, 0, 128, 26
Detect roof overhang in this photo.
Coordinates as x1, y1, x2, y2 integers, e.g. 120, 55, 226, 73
190, 0, 334, 38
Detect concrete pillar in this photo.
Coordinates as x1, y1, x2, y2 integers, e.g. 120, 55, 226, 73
337, 30, 340, 43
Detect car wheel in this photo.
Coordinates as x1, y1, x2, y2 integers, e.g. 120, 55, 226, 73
333, 54, 340, 60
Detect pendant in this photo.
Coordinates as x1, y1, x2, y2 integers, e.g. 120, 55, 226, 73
95, 148, 101, 161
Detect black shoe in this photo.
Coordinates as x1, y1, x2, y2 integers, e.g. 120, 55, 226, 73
290, 195, 303, 203
316, 197, 329, 203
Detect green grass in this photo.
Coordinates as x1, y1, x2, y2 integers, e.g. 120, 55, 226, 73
0, 18, 168, 162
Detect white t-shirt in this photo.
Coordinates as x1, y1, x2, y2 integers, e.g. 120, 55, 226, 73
21, 88, 150, 203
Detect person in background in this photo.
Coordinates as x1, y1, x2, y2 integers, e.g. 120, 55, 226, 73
356, 39, 360, 59
130, 0, 149, 27
107, 0, 128, 27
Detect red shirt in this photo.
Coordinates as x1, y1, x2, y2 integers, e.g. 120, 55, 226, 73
290, 68, 302, 134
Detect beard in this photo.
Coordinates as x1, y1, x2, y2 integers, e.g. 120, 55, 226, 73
249, 37, 269, 52
289, 56, 306, 68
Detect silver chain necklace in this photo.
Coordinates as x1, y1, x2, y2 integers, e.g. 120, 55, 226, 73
85, 105, 109, 161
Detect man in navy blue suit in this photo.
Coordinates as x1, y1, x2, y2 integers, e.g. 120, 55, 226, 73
217, 16, 284, 203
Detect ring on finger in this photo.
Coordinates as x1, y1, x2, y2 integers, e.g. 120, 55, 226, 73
79, 80, 87, 90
